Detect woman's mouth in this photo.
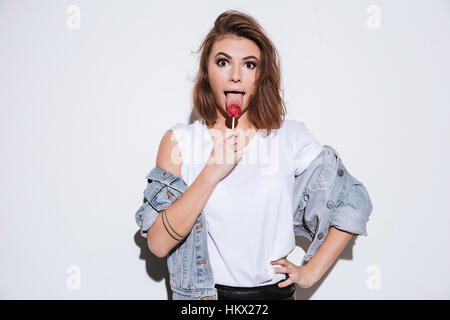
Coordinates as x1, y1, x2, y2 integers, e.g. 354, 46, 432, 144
224, 90, 245, 97
224, 91, 244, 110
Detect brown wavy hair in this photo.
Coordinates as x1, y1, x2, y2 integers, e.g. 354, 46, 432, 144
192, 10, 286, 135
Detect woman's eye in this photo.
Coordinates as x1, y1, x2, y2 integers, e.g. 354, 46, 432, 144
216, 59, 228, 67
216, 59, 257, 70
246, 62, 257, 69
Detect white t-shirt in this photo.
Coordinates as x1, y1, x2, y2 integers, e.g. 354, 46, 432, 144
170, 118, 322, 287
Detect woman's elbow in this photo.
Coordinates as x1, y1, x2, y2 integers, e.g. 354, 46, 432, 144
146, 228, 169, 258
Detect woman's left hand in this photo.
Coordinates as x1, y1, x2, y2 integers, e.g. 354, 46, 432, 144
271, 258, 318, 289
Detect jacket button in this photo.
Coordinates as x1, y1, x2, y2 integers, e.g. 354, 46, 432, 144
197, 259, 207, 265
338, 169, 344, 176
318, 233, 324, 240
327, 201, 334, 209
196, 223, 203, 230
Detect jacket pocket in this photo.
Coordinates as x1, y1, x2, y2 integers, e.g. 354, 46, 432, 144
144, 180, 182, 211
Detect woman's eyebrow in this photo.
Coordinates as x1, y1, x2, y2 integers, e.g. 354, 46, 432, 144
215, 52, 260, 61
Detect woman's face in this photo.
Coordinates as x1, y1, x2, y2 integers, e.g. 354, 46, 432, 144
207, 35, 261, 118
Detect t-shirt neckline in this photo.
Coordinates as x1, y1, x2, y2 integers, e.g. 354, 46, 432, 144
201, 120, 260, 155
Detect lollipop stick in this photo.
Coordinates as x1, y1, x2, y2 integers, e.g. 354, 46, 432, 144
232, 117, 235, 130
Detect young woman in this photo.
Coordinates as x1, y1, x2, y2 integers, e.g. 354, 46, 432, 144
137, 10, 372, 300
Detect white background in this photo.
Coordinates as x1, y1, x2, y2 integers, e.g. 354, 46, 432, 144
1, 0, 449, 299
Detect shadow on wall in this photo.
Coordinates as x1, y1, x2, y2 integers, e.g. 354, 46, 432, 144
133, 229, 357, 300
134, 231, 173, 300
294, 235, 357, 300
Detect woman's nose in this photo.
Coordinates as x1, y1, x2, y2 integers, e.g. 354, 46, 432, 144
228, 65, 241, 83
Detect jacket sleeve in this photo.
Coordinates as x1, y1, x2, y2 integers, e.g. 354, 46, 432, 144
135, 167, 185, 239
329, 162, 373, 236
296, 145, 374, 265
135, 180, 162, 239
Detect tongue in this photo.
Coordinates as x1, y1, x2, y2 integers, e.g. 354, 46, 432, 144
226, 93, 243, 117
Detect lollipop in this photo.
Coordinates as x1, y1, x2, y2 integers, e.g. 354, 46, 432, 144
225, 92, 243, 129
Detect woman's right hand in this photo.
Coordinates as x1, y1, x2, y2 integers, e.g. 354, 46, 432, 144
202, 129, 245, 184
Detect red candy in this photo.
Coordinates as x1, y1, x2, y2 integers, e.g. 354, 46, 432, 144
225, 92, 243, 118
227, 105, 241, 117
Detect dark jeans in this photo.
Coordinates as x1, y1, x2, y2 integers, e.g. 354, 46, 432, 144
215, 279, 296, 300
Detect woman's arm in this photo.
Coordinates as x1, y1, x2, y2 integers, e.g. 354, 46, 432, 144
302, 226, 353, 285
147, 128, 242, 258
147, 130, 218, 258
272, 226, 353, 288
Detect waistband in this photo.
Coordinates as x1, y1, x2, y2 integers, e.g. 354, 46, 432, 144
214, 280, 296, 300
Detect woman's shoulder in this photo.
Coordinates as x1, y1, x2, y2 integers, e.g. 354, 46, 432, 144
168, 120, 197, 138
169, 119, 203, 133
279, 119, 310, 136
279, 118, 320, 148
167, 119, 205, 150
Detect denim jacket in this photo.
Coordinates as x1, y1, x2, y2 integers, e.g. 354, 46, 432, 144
135, 145, 373, 300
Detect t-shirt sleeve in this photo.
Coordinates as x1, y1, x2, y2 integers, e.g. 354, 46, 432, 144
169, 122, 188, 162
291, 120, 323, 176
